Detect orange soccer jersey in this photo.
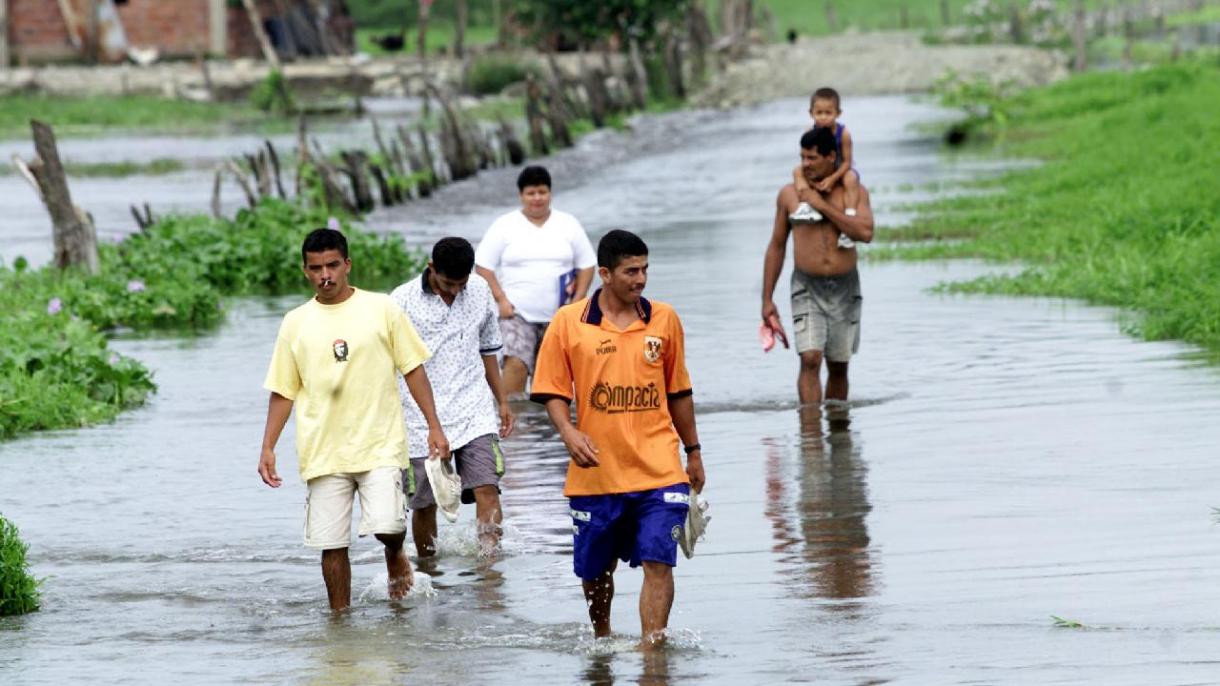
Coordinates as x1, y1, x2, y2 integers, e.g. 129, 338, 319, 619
531, 291, 693, 496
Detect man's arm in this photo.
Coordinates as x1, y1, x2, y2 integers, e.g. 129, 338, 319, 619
807, 185, 875, 243
482, 354, 515, 438
258, 392, 294, 488
543, 398, 599, 467
668, 394, 705, 493
762, 187, 795, 322
475, 266, 514, 319
403, 365, 451, 459
571, 267, 595, 302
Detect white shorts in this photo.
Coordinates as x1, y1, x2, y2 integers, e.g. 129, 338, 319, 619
304, 466, 407, 550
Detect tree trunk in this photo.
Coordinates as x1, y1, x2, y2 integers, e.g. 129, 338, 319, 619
524, 73, 550, 155
664, 28, 686, 100
626, 37, 648, 109
1, 0, 10, 72
417, 0, 430, 65
1072, 0, 1088, 71
29, 121, 98, 274
454, 0, 468, 59
241, 0, 282, 70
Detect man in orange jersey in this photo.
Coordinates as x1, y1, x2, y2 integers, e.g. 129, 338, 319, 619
531, 229, 707, 649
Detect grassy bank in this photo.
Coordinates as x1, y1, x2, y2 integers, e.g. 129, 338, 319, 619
887, 59, 1220, 352
0, 94, 276, 140
1, 200, 425, 440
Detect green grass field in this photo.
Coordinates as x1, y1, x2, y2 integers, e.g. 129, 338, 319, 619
0, 94, 274, 140
887, 59, 1220, 352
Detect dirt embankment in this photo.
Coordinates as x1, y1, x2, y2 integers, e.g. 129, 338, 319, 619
692, 31, 1069, 108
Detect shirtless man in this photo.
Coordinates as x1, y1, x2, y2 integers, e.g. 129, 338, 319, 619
761, 127, 875, 405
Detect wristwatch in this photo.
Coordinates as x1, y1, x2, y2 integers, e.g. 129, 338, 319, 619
683, 443, 701, 455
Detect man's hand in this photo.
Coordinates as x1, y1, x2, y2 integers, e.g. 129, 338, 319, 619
761, 299, 779, 325
258, 447, 282, 488
805, 187, 832, 213
561, 426, 599, 468
814, 178, 834, 193
498, 402, 516, 438
496, 298, 515, 319
686, 452, 706, 494
427, 426, 451, 460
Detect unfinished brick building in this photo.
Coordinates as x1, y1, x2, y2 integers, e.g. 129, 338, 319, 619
0, 0, 353, 66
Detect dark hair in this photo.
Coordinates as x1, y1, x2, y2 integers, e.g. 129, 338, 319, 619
810, 87, 841, 111
800, 127, 837, 157
516, 165, 551, 191
597, 229, 649, 270
302, 228, 348, 262
431, 236, 475, 278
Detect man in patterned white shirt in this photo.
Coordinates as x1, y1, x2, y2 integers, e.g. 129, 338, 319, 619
391, 237, 515, 556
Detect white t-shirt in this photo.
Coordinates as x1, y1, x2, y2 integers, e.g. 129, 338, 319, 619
474, 209, 597, 323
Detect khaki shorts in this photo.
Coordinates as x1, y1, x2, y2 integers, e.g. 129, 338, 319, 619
791, 268, 862, 362
500, 314, 548, 374
406, 434, 505, 509
304, 466, 407, 550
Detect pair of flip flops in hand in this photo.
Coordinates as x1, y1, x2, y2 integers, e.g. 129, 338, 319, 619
759, 313, 789, 353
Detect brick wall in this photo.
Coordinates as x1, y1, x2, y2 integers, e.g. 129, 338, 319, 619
8, 0, 74, 62
116, 0, 210, 57
6, 0, 218, 63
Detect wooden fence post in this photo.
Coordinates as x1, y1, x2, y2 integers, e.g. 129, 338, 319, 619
241, 0, 282, 70
28, 121, 99, 274
1, 0, 10, 73
1073, 0, 1088, 71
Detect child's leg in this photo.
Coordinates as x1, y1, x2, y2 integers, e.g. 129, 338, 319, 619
792, 165, 810, 195
843, 170, 860, 212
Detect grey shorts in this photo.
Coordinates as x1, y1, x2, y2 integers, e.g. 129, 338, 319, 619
405, 434, 505, 509
791, 268, 862, 362
500, 314, 549, 374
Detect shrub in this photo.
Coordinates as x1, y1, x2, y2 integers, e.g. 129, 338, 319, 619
466, 55, 542, 96
0, 515, 40, 617
249, 70, 296, 114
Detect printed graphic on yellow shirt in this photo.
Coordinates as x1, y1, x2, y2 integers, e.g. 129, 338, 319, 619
333, 339, 349, 362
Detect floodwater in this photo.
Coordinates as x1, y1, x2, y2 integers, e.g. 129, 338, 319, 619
4, 96, 1220, 685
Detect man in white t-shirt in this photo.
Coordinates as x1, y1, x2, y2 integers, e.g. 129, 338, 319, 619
475, 166, 597, 396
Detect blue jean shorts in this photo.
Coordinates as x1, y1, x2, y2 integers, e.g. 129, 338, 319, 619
569, 483, 690, 581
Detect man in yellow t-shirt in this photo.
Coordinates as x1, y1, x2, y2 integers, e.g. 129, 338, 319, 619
531, 229, 707, 649
258, 227, 450, 612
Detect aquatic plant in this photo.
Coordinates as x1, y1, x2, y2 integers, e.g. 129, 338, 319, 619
888, 58, 1220, 354
0, 515, 40, 617
1050, 615, 1085, 629
1, 198, 426, 440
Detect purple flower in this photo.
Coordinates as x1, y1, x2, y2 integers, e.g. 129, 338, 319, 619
126, 279, 146, 293
109, 353, 121, 365
47, 297, 63, 315
327, 217, 341, 231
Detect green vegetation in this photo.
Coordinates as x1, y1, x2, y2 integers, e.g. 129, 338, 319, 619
1167, 5, 1220, 27
0, 515, 40, 617
1051, 615, 1086, 629
249, 70, 296, 114
355, 24, 497, 57
0, 158, 186, 178
2, 199, 425, 439
465, 55, 542, 96
887, 60, 1220, 352
0, 94, 272, 140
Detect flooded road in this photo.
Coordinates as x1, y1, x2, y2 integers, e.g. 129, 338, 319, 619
4, 97, 1220, 685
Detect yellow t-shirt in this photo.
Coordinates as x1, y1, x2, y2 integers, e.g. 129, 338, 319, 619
531, 292, 693, 496
263, 288, 430, 481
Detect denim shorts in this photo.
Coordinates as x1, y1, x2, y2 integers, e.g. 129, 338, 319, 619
568, 483, 691, 580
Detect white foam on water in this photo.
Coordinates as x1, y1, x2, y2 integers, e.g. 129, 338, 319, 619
430, 520, 529, 559
355, 571, 436, 604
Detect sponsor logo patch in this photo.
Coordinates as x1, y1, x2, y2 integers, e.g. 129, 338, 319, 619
570, 509, 591, 522
671, 525, 682, 542
589, 382, 661, 414
663, 492, 690, 504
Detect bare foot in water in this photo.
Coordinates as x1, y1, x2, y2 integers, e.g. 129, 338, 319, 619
387, 549, 414, 600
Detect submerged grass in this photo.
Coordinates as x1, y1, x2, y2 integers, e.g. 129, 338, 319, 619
888, 60, 1220, 352
0, 514, 40, 616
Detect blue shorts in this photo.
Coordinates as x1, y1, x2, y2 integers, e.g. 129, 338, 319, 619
569, 483, 690, 581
